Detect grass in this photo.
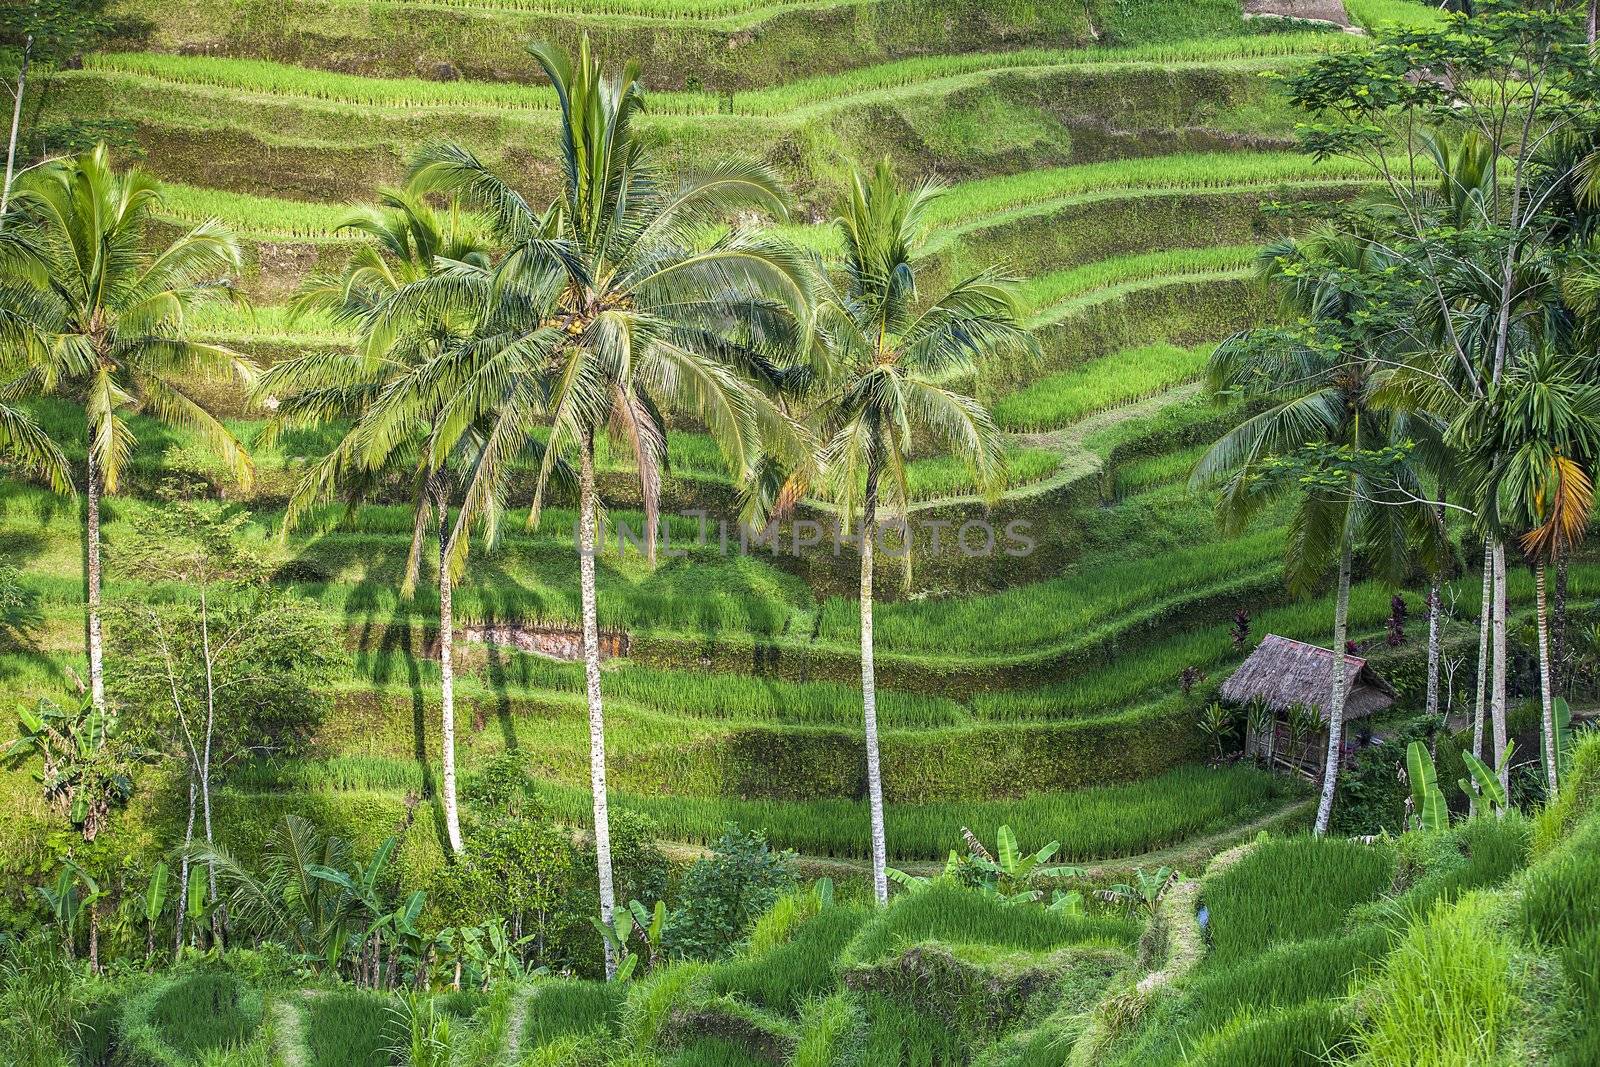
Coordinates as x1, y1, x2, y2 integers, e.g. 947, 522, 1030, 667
709, 906, 871, 1014
1345, 0, 1450, 30
1020, 247, 1259, 321
303, 990, 400, 1067
157, 183, 359, 240
927, 152, 1375, 229
143, 973, 262, 1062
77, 34, 1354, 124
814, 525, 1283, 657
1346, 893, 1519, 1067
539, 764, 1298, 861
1201, 836, 1394, 970
523, 980, 624, 1049
992, 343, 1211, 430
840, 881, 1140, 967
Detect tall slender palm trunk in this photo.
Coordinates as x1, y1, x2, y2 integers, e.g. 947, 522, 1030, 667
84, 433, 106, 713
860, 465, 889, 905
1553, 553, 1569, 697
0, 37, 28, 229
578, 436, 618, 975
1491, 540, 1510, 800
1425, 576, 1441, 722
1536, 560, 1559, 797
1314, 539, 1353, 836
1472, 541, 1492, 764
437, 498, 464, 855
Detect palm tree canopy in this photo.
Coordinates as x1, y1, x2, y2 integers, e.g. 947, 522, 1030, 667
1449, 346, 1600, 555
0, 144, 254, 492
359, 36, 814, 564
797, 158, 1029, 525
1191, 228, 1445, 595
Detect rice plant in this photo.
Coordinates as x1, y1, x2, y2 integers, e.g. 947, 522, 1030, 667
303, 990, 400, 1067
537, 765, 1296, 861
1201, 836, 1394, 970
840, 881, 1140, 967
992, 343, 1211, 430
708, 906, 870, 1014
523, 980, 625, 1050
1020, 246, 1259, 322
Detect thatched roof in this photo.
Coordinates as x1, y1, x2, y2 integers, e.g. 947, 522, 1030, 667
1220, 634, 1396, 722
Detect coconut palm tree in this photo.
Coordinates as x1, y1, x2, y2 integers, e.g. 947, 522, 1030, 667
1193, 228, 1443, 836
789, 159, 1028, 902
366, 37, 812, 973
1451, 348, 1600, 797
256, 186, 496, 856
0, 145, 253, 712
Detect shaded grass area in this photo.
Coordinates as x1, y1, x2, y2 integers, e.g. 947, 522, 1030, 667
538, 765, 1300, 861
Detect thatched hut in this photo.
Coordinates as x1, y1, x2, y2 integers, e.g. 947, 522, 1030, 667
1220, 634, 1397, 776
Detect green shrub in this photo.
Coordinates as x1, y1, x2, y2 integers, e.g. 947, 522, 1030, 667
666, 828, 798, 961
1201, 837, 1393, 969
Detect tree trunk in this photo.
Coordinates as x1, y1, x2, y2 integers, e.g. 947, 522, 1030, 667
0, 37, 28, 229
1473, 541, 1491, 764
1314, 539, 1353, 837
199, 589, 223, 949
1425, 575, 1442, 722
1590, 0, 1598, 46
1491, 540, 1510, 800
1536, 560, 1559, 798
860, 464, 889, 904
88, 899, 100, 975
578, 434, 618, 977
437, 494, 464, 856
85, 434, 106, 713
1553, 552, 1568, 697
174, 773, 196, 960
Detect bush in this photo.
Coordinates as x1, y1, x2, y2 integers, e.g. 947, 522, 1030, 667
666, 828, 798, 962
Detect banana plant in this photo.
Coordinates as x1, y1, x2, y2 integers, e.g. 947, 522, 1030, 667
1460, 739, 1515, 814
143, 861, 169, 960
36, 863, 86, 957
184, 862, 213, 950
1406, 740, 1449, 831
1101, 865, 1175, 920
964, 825, 1085, 904
6, 698, 135, 841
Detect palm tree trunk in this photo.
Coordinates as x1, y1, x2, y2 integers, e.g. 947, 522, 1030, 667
1425, 575, 1442, 722
174, 773, 195, 960
1553, 552, 1568, 698
437, 495, 464, 856
1590, 0, 1598, 46
84, 433, 106, 713
1314, 539, 1353, 837
199, 589, 224, 949
578, 434, 618, 976
0, 36, 28, 229
1491, 540, 1510, 800
1473, 540, 1491, 765
1536, 560, 1559, 798
860, 463, 889, 904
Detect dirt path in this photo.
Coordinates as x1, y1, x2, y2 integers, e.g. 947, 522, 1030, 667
657, 797, 1313, 881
